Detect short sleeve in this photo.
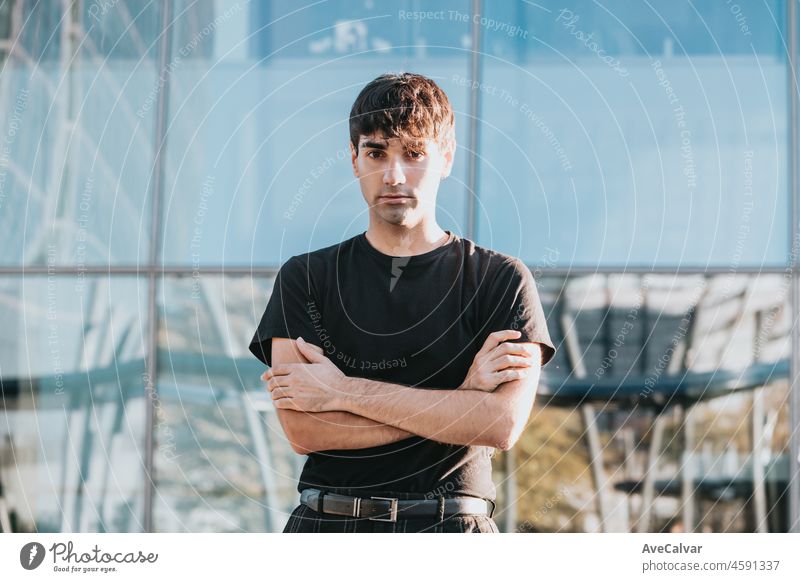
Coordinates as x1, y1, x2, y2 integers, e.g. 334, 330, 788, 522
475, 257, 556, 368
249, 256, 324, 367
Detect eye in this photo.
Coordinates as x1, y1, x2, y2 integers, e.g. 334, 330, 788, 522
407, 151, 425, 159
366, 150, 383, 159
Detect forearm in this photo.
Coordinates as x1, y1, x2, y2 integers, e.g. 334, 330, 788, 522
275, 408, 416, 454
268, 337, 415, 454
338, 377, 507, 448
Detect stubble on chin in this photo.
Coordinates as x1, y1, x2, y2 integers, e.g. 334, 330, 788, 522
381, 210, 410, 226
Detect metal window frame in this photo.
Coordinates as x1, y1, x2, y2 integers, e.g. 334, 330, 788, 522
787, 0, 799, 535
142, 0, 173, 534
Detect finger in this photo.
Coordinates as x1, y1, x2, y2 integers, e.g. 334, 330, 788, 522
303, 341, 324, 355
478, 330, 522, 356
268, 365, 293, 376
266, 378, 289, 393
272, 397, 296, 410
295, 337, 326, 362
489, 354, 533, 370
491, 341, 537, 358
490, 344, 541, 367
262, 368, 291, 381
509, 342, 542, 365
271, 387, 290, 400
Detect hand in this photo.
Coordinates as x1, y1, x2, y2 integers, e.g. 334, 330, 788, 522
458, 330, 540, 392
262, 337, 347, 412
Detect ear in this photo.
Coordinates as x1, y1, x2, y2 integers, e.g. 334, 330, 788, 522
441, 141, 455, 179
350, 142, 359, 177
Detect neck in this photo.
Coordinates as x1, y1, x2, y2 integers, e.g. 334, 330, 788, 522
365, 219, 449, 257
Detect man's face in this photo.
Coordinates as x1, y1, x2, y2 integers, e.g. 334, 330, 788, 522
350, 132, 454, 227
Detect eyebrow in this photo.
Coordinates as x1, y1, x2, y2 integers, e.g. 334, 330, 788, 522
360, 139, 428, 151
361, 140, 388, 150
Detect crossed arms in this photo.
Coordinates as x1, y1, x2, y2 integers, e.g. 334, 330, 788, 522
263, 332, 543, 455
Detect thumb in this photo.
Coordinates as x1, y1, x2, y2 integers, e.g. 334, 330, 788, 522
295, 337, 325, 361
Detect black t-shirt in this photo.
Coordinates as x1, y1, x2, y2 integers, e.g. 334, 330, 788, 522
249, 230, 556, 502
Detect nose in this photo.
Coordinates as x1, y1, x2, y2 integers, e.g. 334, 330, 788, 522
383, 157, 406, 186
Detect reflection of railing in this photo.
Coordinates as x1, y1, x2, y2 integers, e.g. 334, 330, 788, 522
537, 274, 790, 532
0, 354, 296, 532
615, 451, 790, 496
613, 452, 790, 532
5, 359, 143, 532
160, 353, 305, 531
156, 370, 293, 532
538, 358, 789, 408
138, 353, 300, 532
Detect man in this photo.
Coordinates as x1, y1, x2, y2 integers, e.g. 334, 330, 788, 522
250, 72, 556, 533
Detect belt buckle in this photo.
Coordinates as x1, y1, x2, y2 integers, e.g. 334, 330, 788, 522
369, 496, 399, 522
350, 496, 361, 517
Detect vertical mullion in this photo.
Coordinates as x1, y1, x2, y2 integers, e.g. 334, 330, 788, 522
788, 0, 799, 534
143, 0, 174, 534
466, 0, 482, 241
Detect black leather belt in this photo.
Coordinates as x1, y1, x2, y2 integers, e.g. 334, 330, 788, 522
300, 488, 495, 523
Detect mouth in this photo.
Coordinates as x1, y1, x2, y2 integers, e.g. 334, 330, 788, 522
378, 195, 413, 204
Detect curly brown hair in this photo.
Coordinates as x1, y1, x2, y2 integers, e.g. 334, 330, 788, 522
349, 72, 456, 155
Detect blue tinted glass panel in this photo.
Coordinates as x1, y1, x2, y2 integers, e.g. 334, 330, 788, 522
477, 0, 787, 268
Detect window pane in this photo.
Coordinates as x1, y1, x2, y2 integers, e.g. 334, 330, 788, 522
154, 274, 299, 532
0, 275, 148, 533
252, 0, 471, 60
0, 2, 162, 267
477, 1, 787, 267
518, 272, 791, 532
160, 0, 471, 266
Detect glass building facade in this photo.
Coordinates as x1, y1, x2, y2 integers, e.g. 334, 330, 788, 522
0, 0, 797, 532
